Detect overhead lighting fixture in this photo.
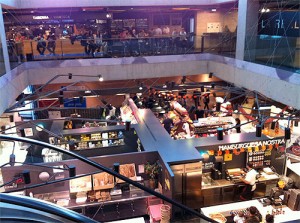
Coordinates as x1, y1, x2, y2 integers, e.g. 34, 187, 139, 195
84, 90, 91, 94
163, 83, 167, 88
209, 72, 213, 78
261, 8, 270, 13
211, 8, 217, 12
139, 82, 144, 91
285, 127, 291, 140
98, 75, 103, 82
217, 128, 223, 140
106, 13, 112, 18
68, 73, 72, 79
181, 76, 186, 84
256, 125, 262, 137
172, 7, 190, 10
211, 83, 215, 89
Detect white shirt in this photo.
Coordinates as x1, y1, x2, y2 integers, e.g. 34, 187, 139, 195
245, 168, 257, 191
233, 215, 245, 223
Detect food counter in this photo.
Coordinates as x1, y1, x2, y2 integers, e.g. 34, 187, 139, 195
193, 117, 235, 136
201, 198, 300, 223
33, 189, 150, 222
201, 173, 280, 207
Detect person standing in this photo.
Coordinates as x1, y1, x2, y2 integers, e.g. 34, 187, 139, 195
194, 105, 205, 120
203, 94, 210, 110
162, 114, 174, 134
239, 162, 258, 201
235, 118, 241, 133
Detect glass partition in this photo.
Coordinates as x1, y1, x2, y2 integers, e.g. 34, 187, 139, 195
0, 31, 5, 76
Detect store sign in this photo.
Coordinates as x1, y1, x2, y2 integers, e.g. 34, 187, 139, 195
63, 98, 86, 108
258, 12, 300, 37
218, 138, 285, 151
33, 16, 49, 20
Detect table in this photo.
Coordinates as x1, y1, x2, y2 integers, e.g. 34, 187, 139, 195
106, 217, 145, 223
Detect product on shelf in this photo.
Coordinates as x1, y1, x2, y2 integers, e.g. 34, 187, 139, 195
93, 172, 115, 190
116, 163, 137, 183
69, 176, 92, 193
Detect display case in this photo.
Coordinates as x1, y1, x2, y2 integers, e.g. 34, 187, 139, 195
194, 117, 235, 135
49, 129, 125, 151
47, 124, 142, 159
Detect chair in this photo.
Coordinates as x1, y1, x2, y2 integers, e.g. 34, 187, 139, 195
147, 196, 164, 223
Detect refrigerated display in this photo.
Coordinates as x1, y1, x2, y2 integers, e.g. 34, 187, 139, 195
171, 162, 202, 212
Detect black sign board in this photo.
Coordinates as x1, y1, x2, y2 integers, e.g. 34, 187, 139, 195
258, 11, 300, 37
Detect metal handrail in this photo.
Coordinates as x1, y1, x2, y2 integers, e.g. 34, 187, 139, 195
0, 134, 216, 223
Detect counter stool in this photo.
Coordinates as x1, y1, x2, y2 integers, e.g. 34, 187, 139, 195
147, 197, 163, 223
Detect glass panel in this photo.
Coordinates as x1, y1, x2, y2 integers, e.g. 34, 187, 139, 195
0, 28, 5, 76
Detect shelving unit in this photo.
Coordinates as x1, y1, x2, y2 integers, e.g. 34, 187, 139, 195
48, 125, 141, 159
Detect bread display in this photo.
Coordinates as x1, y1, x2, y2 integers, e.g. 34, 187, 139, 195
209, 213, 227, 223
117, 163, 137, 183
93, 172, 114, 190
69, 176, 92, 193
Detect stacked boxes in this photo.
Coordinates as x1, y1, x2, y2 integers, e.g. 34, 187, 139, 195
287, 189, 300, 211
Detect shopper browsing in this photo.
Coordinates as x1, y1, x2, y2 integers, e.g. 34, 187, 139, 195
245, 206, 261, 223
233, 211, 245, 223
239, 162, 258, 201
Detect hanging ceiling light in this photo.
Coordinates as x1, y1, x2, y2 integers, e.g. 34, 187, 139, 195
98, 75, 103, 82
139, 82, 144, 90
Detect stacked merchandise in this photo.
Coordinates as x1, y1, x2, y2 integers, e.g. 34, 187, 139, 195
287, 189, 300, 211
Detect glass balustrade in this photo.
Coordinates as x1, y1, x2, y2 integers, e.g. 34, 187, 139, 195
4, 34, 300, 74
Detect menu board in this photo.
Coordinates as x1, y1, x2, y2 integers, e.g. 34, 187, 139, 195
123, 19, 135, 28
247, 150, 271, 168
111, 19, 123, 34
136, 19, 148, 29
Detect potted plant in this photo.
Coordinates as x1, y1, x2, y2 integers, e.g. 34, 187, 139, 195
144, 161, 161, 189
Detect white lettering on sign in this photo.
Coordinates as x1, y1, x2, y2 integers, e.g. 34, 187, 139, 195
33, 16, 49, 20
218, 138, 285, 151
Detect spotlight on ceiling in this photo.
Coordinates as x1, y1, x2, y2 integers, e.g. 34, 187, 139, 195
98, 75, 103, 82
209, 72, 213, 78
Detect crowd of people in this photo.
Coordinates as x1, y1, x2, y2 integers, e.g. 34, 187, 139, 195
233, 205, 275, 223
6, 24, 194, 60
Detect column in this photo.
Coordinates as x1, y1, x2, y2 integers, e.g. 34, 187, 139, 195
236, 0, 260, 61
0, 4, 11, 73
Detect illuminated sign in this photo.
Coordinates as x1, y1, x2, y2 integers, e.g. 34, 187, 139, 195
258, 12, 299, 37
33, 16, 49, 20
218, 138, 285, 151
